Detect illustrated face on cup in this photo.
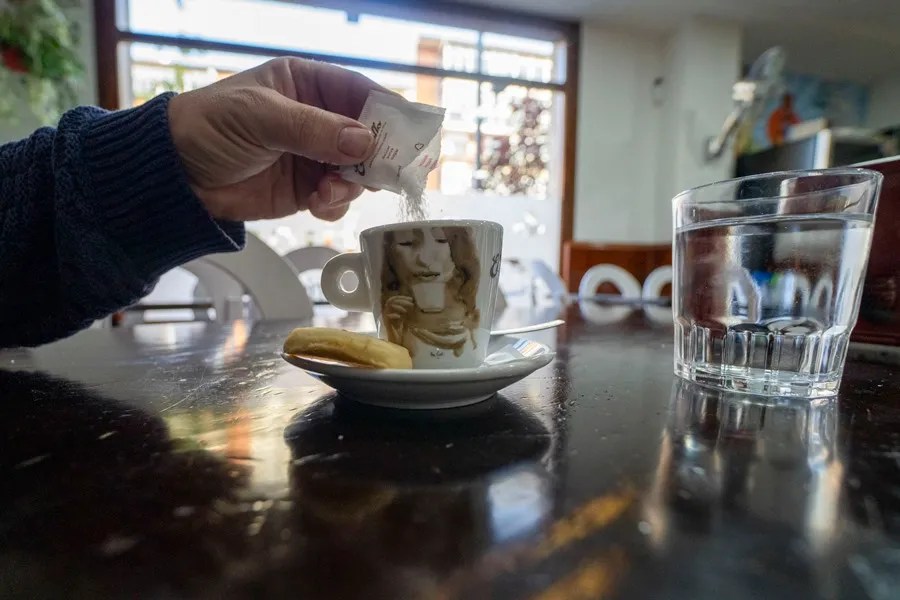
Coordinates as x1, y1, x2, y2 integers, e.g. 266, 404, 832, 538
381, 226, 482, 357
389, 228, 455, 283
321, 220, 503, 369
387, 227, 456, 313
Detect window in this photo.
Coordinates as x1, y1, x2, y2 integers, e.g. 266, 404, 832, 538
96, 0, 578, 271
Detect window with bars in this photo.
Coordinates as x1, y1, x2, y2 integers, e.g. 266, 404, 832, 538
97, 0, 574, 201
95, 0, 578, 269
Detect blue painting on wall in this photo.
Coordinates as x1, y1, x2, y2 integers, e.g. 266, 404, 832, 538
747, 72, 869, 153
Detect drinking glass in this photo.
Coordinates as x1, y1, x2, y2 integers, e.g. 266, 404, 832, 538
672, 168, 882, 397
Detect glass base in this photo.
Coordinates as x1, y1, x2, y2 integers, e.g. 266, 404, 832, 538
673, 322, 850, 399
675, 360, 840, 398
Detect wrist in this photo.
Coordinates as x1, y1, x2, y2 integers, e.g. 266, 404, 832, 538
166, 92, 209, 207
166, 90, 249, 222
79, 93, 245, 278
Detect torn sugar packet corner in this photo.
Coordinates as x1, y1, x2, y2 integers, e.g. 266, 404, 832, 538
339, 90, 445, 200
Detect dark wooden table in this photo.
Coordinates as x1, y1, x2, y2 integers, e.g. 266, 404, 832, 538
1, 305, 898, 599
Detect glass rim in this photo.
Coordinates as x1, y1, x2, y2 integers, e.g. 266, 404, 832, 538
672, 167, 883, 207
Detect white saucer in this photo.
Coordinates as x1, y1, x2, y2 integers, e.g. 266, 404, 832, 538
281, 335, 555, 409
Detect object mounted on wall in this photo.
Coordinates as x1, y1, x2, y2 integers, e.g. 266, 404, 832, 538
651, 76, 664, 107
703, 46, 785, 162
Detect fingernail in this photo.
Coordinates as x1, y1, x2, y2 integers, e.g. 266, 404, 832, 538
328, 180, 350, 206
338, 127, 373, 158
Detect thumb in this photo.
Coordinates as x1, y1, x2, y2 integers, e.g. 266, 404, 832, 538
254, 90, 374, 165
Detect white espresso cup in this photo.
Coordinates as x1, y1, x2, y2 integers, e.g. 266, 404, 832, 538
321, 220, 503, 369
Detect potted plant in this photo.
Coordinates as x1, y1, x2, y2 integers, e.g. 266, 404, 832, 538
0, 0, 83, 125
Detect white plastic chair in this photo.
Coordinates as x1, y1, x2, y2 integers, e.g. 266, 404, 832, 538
184, 232, 313, 321
530, 259, 570, 304
578, 264, 642, 300
642, 266, 673, 300
284, 246, 340, 304
578, 300, 633, 325
284, 246, 341, 273
811, 277, 834, 310
183, 261, 244, 321
772, 272, 811, 310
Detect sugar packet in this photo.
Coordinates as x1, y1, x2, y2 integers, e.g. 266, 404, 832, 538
340, 90, 445, 221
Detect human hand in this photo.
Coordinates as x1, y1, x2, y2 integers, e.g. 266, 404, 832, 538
168, 57, 383, 222
383, 295, 415, 322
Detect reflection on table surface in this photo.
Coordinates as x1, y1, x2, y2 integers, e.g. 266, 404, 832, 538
0, 306, 898, 599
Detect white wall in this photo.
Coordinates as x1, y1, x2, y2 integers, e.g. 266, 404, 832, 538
574, 25, 664, 244
658, 19, 742, 198
657, 18, 741, 237
574, 18, 741, 244
0, 0, 97, 142
867, 72, 900, 130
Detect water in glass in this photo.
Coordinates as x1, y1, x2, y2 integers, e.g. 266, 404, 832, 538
674, 211, 874, 397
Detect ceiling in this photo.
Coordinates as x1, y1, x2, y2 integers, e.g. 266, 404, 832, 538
453, 0, 900, 83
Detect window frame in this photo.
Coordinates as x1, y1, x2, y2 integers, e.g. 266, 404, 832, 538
93, 0, 580, 267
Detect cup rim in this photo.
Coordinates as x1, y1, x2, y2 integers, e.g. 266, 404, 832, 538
672, 167, 883, 206
360, 219, 502, 237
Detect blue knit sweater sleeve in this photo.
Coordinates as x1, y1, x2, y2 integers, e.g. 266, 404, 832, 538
0, 93, 245, 348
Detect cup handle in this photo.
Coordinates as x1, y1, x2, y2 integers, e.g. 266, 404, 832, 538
321, 252, 372, 312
